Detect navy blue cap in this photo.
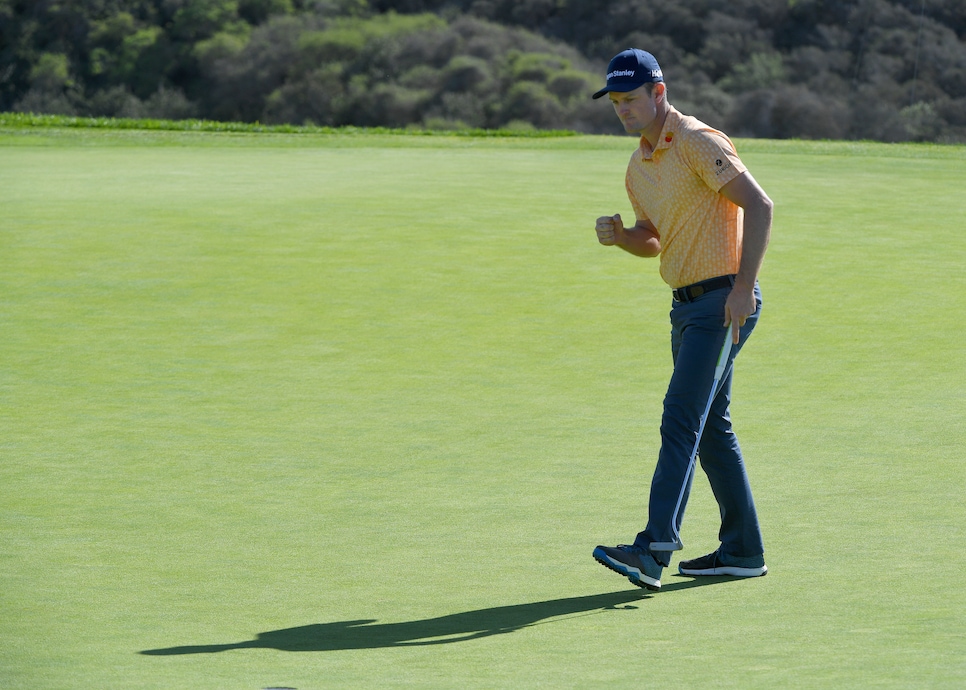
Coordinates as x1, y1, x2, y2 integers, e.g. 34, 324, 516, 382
592, 49, 664, 99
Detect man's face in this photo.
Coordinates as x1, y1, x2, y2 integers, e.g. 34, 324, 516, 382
608, 84, 661, 134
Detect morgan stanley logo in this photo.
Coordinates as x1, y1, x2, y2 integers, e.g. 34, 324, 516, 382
607, 68, 663, 80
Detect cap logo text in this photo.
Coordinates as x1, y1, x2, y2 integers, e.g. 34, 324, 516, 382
607, 69, 662, 81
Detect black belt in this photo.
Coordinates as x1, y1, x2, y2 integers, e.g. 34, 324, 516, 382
671, 275, 735, 303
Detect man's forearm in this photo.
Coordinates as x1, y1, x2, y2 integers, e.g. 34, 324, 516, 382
733, 200, 772, 290
719, 172, 773, 290
617, 222, 662, 258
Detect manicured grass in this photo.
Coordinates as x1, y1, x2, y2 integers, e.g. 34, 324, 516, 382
1, 126, 964, 689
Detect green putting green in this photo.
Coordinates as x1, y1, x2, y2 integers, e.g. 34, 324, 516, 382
2, 125, 964, 688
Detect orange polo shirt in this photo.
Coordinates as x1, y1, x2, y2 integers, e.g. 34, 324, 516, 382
625, 106, 747, 288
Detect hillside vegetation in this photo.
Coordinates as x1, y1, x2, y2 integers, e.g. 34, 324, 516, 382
2, 0, 965, 141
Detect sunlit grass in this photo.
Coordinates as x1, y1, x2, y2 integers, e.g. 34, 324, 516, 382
1, 128, 964, 688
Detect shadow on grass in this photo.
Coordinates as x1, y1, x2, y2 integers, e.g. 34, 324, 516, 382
140, 577, 728, 655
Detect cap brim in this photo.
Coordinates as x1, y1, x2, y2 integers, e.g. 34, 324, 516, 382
591, 82, 648, 99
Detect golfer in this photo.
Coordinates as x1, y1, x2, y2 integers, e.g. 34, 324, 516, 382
590, 49, 773, 591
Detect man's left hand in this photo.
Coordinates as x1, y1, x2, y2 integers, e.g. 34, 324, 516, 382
724, 284, 757, 344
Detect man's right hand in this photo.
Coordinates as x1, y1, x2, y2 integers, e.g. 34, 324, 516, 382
595, 213, 624, 246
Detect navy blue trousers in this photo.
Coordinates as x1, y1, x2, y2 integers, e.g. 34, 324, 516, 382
634, 283, 765, 567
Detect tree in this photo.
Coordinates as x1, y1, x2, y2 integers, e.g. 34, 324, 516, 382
2, 0, 966, 140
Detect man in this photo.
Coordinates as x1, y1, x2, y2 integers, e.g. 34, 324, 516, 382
590, 49, 773, 591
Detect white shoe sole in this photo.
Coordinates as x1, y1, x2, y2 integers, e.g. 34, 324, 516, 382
678, 564, 767, 577
594, 549, 661, 591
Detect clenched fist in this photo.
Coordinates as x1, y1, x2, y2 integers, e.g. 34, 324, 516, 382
595, 213, 624, 246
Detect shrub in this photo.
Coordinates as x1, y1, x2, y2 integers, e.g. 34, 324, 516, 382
263, 66, 344, 125
441, 55, 492, 92
87, 86, 146, 118
499, 81, 565, 129
298, 27, 367, 63
900, 101, 945, 141
725, 85, 848, 140
424, 90, 491, 128
504, 50, 570, 83
13, 53, 82, 116
238, 0, 294, 25
144, 86, 200, 119
547, 70, 594, 101
718, 52, 786, 93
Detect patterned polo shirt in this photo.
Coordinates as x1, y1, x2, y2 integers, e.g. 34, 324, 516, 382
625, 106, 747, 288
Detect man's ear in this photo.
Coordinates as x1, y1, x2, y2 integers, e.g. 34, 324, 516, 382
654, 82, 667, 102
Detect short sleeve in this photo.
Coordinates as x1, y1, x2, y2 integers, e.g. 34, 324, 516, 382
681, 129, 747, 192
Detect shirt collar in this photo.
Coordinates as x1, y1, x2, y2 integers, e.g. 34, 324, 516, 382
640, 106, 680, 160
